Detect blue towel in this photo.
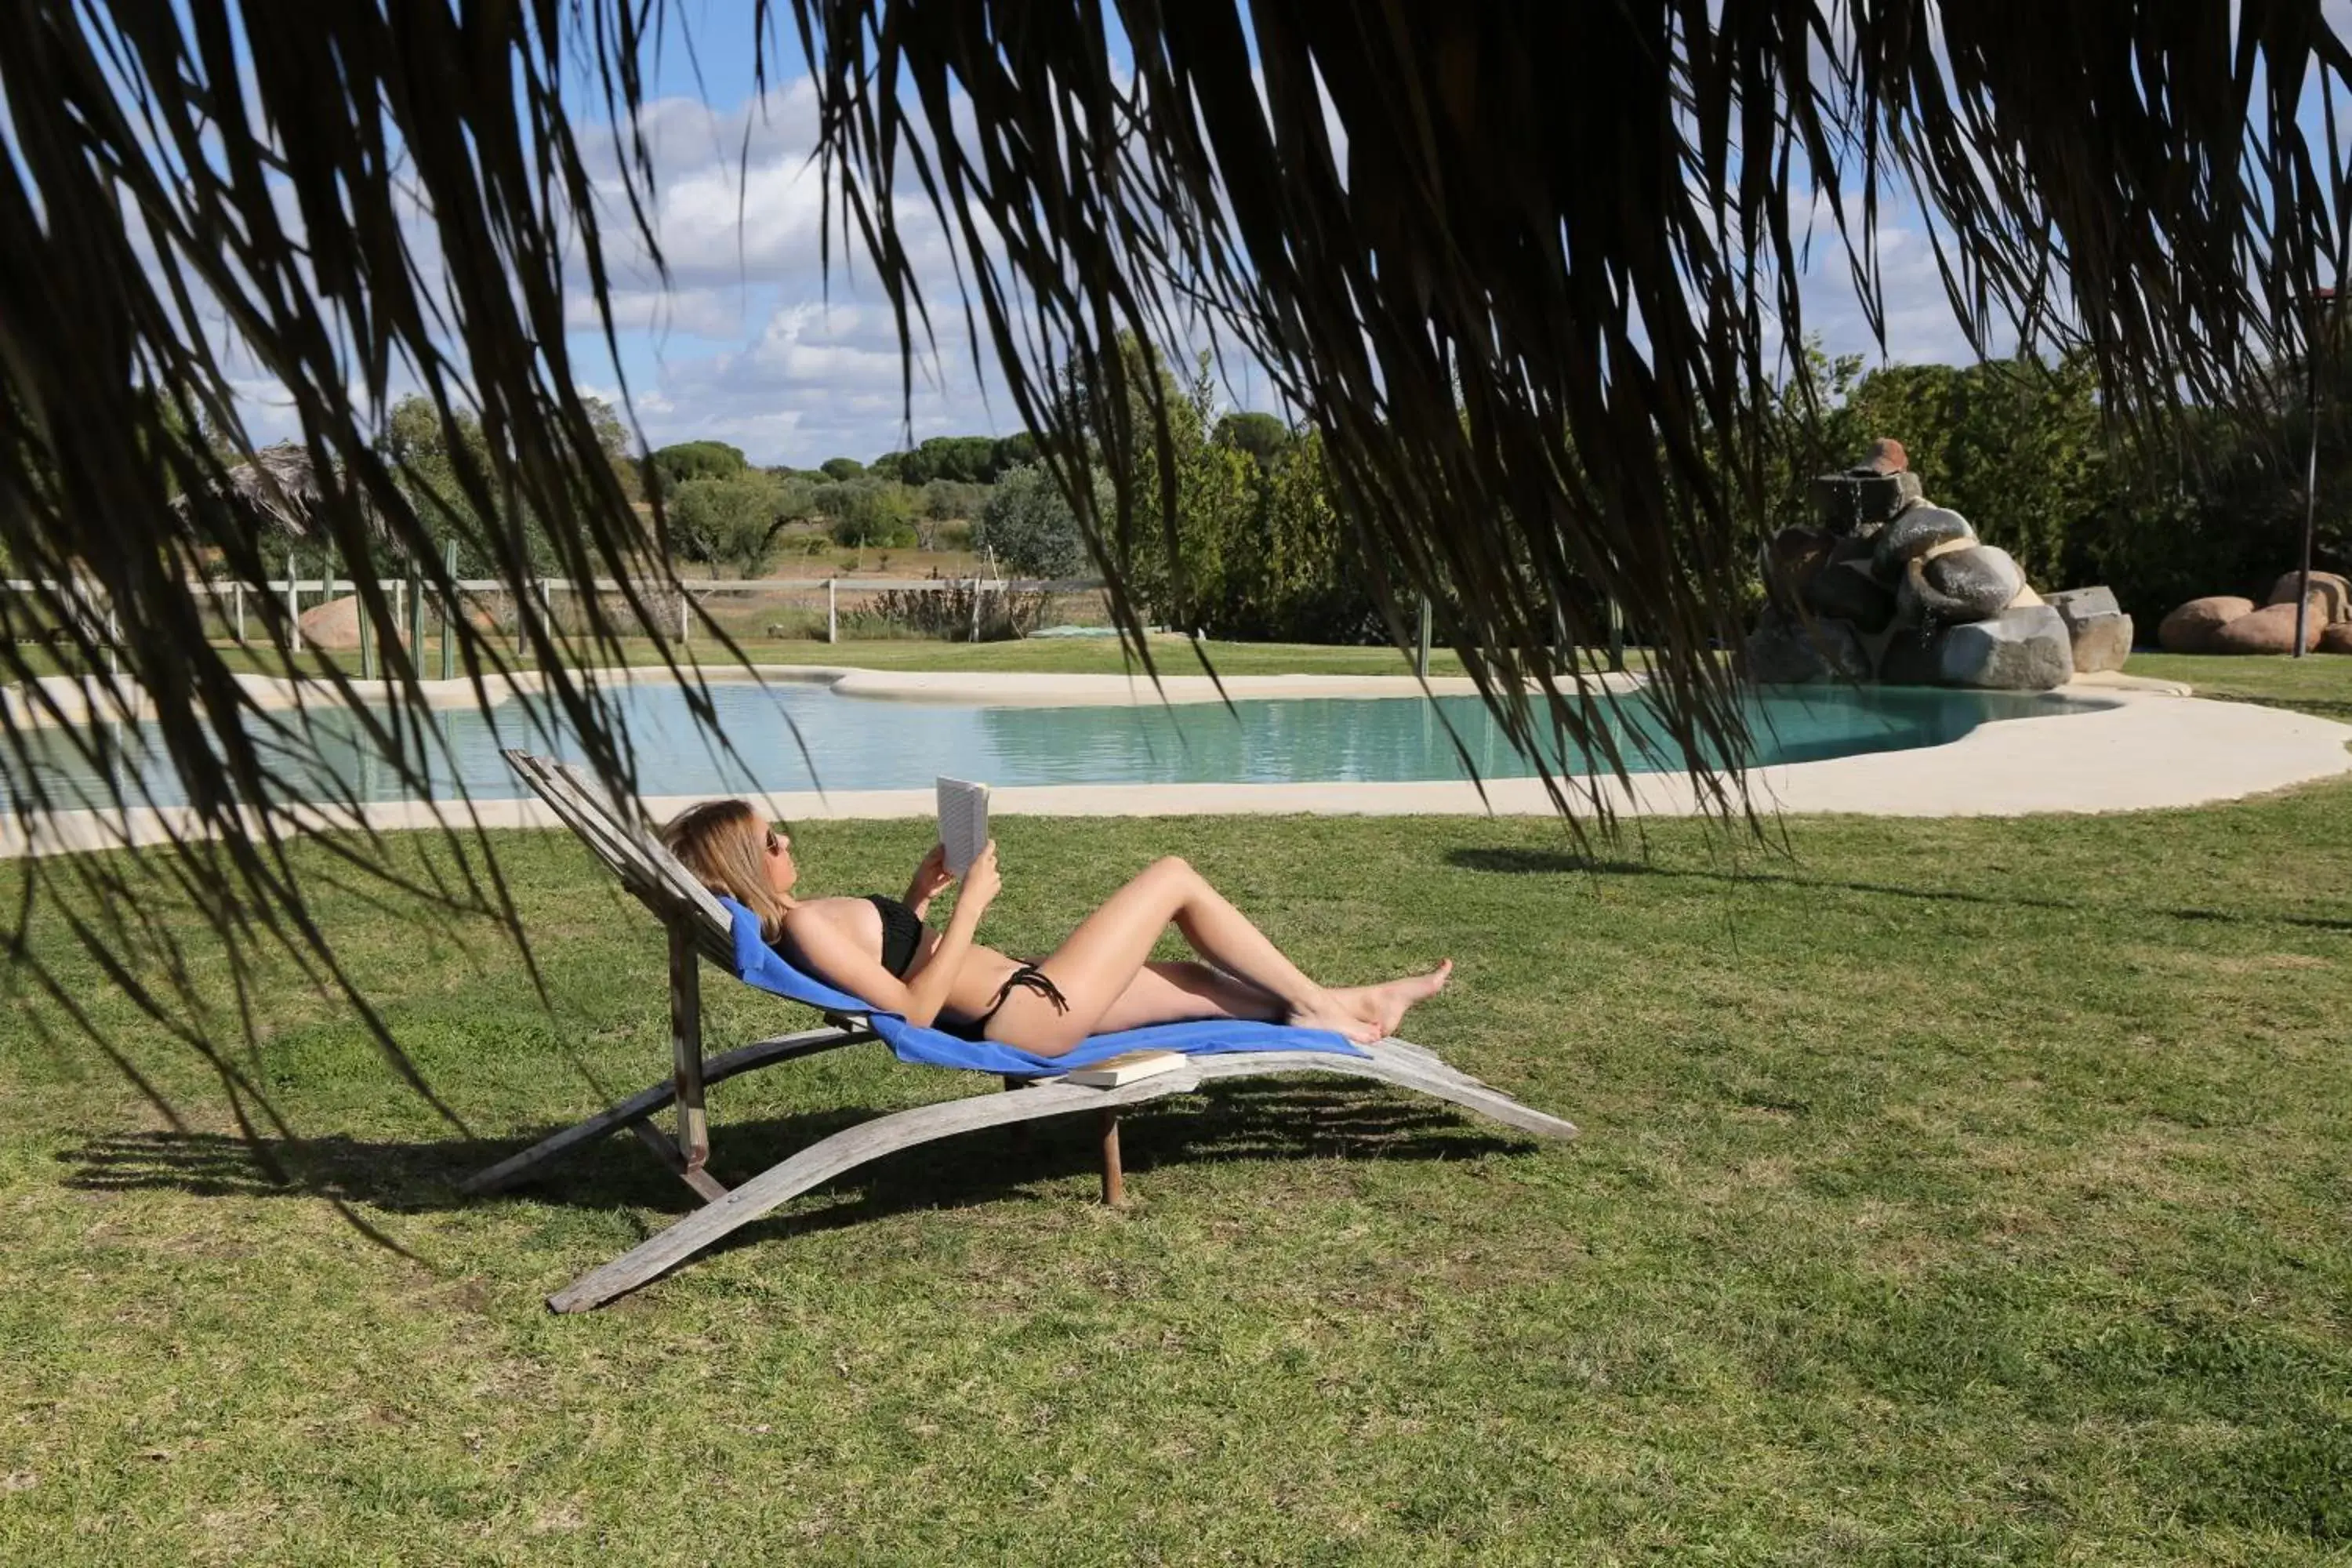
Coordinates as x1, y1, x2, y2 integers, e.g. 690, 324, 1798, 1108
717, 897, 1366, 1077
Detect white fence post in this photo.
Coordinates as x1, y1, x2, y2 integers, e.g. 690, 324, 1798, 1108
287, 555, 302, 653
969, 578, 982, 642
679, 586, 690, 644
358, 581, 375, 681
827, 577, 837, 644
234, 582, 246, 643
440, 540, 458, 682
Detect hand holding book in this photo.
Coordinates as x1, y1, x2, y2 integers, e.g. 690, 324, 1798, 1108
936, 776, 991, 876
905, 841, 953, 915
956, 840, 1000, 916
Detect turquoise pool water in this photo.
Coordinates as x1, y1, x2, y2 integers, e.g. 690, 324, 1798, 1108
9, 680, 2098, 811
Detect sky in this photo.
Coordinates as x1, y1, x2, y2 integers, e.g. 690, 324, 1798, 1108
515, 7, 2013, 469
222, 5, 2234, 470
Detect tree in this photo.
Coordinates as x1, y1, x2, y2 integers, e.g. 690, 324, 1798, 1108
1214, 412, 1292, 466
974, 464, 1096, 578
920, 479, 987, 521
650, 441, 748, 488
1835, 356, 2107, 591
828, 480, 918, 547
819, 456, 866, 481
377, 393, 596, 575
666, 474, 791, 575
581, 396, 641, 502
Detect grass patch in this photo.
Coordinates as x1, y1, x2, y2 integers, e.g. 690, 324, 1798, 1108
5, 789, 2352, 1560
2124, 651, 2352, 720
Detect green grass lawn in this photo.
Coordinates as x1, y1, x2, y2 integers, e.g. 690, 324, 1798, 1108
6, 785, 2352, 1562
2124, 651, 2352, 721
27, 631, 2348, 704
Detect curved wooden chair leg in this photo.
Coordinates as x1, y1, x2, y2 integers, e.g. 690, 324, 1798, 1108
459, 1025, 873, 1197
550, 1076, 1159, 1311
1100, 1109, 1126, 1207
547, 1040, 1573, 1312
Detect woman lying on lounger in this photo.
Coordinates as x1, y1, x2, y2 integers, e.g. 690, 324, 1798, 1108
662, 799, 1451, 1055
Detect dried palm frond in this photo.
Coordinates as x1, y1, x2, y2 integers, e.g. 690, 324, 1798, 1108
1, 2, 2346, 1127
176, 444, 330, 541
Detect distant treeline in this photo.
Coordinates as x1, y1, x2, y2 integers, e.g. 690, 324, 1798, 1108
646, 433, 1043, 492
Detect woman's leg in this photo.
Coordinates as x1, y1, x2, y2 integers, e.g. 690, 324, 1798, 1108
1087, 960, 1283, 1035
996, 856, 1399, 1052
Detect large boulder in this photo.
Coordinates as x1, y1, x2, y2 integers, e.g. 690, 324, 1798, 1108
2321, 622, 2352, 655
1857, 437, 1909, 474
1744, 614, 1871, 684
1802, 559, 1898, 633
296, 593, 364, 651
1875, 624, 1947, 686
1760, 527, 1835, 614
2044, 586, 2134, 674
2044, 585, 2120, 619
2157, 595, 2256, 652
1811, 470, 1923, 532
1936, 605, 2074, 690
2266, 570, 2352, 625
1827, 532, 1876, 568
1873, 506, 1976, 580
1901, 544, 2027, 624
2208, 598, 2325, 655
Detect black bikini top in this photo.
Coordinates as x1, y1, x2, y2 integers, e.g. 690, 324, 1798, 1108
867, 895, 924, 978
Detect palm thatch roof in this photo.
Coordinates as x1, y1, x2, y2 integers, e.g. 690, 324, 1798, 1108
2, 2, 2347, 1115
173, 444, 328, 540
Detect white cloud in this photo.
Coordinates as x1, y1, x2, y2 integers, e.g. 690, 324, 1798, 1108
210, 67, 2005, 466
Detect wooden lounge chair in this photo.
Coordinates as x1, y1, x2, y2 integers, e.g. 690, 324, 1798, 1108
469, 750, 1577, 1312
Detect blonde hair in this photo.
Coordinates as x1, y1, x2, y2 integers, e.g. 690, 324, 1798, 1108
662, 799, 790, 939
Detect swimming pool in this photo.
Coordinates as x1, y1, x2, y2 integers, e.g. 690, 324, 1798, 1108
7, 678, 2101, 811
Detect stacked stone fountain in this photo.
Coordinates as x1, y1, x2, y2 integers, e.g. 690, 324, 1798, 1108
1744, 440, 2129, 691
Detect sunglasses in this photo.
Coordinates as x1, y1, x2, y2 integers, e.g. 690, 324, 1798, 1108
764, 828, 786, 857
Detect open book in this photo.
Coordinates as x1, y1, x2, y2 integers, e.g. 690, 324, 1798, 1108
936, 776, 991, 877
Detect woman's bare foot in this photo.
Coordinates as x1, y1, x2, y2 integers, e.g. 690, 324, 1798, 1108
1334, 960, 1454, 1039
1289, 999, 1385, 1044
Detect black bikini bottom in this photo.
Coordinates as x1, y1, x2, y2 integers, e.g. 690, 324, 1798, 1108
938, 963, 1069, 1042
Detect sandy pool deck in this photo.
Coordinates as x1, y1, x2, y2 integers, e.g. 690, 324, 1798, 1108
5, 666, 2348, 859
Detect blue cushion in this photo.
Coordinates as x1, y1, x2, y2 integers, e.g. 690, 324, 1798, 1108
717, 897, 1366, 1076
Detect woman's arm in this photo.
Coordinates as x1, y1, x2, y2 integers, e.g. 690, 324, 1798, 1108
902, 842, 951, 921
785, 844, 998, 1027
896, 842, 1000, 1025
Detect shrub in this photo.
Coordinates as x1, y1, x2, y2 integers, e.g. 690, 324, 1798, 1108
973, 463, 1096, 578
853, 583, 1051, 641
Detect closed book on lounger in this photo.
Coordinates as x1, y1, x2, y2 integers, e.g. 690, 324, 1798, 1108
1062, 1049, 1185, 1087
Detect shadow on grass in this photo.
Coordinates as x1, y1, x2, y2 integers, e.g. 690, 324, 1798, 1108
1446, 847, 2352, 933
61, 1078, 1534, 1242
